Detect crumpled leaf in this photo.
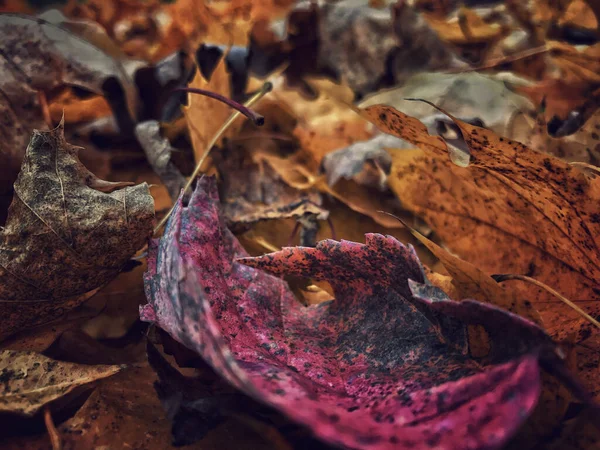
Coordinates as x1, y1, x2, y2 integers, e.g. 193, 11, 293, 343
0, 349, 122, 416
0, 122, 154, 340
0, 13, 138, 192
135, 120, 187, 201
254, 147, 408, 229
362, 102, 600, 343
142, 176, 591, 450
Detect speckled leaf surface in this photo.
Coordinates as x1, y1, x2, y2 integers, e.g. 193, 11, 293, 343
0, 122, 154, 340
143, 177, 577, 450
0, 349, 122, 416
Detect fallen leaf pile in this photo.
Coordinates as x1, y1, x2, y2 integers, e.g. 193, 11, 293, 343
0, 1, 599, 449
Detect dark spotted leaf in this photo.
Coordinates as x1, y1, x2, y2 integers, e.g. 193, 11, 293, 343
142, 177, 594, 450
0, 349, 121, 416
0, 122, 154, 340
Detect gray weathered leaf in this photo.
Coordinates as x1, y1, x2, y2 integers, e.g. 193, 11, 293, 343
0, 121, 154, 340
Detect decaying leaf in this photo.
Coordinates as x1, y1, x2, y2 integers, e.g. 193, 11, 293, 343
135, 120, 187, 201
0, 349, 121, 416
142, 176, 592, 450
0, 13, 138, 192
0, 122, 154, 340
213, 144, 328, 228
362, 102, 600, 342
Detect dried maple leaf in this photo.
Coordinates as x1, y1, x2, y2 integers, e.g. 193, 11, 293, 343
362, 103, 600, 342
0, 122, 154, 340
0, 349, 121, 416
391, 214, 543, 326
184, 56, 237, 166
142, 176, 591, 450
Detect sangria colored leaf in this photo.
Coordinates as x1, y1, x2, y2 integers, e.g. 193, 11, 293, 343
142, 176, 589, 450
0, 122, 154, 340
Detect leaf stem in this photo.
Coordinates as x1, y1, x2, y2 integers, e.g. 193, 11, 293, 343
492, 274, 600, 330
172, 87, 265, 126
153, 82, 272, 236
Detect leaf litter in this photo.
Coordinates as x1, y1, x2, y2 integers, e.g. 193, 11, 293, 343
1, 0, 600, 449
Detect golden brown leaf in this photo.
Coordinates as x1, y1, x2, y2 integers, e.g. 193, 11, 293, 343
388, 208, 543, 326
363, 103, 600, 342
184, 57, 240, 166
0, 350, 121, 416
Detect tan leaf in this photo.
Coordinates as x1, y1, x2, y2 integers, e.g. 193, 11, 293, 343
0, 350, 121, 416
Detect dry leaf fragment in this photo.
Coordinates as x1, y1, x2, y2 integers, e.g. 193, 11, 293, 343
142, 177, 593, 450
321, 134, 398, 188
135, 120, 186, 201
0, 14, 138, 192
0, 349, 121, 416
213, 145, 328, 229
0, 122, 154, 340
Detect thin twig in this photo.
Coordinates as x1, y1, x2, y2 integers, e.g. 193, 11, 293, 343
153, 82, 273, 235
444, 45, 549, 74
44, 406, 62, 450
492, 274, 600, 330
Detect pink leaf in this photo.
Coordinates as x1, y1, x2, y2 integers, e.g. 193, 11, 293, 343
142, 176, 589, 450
